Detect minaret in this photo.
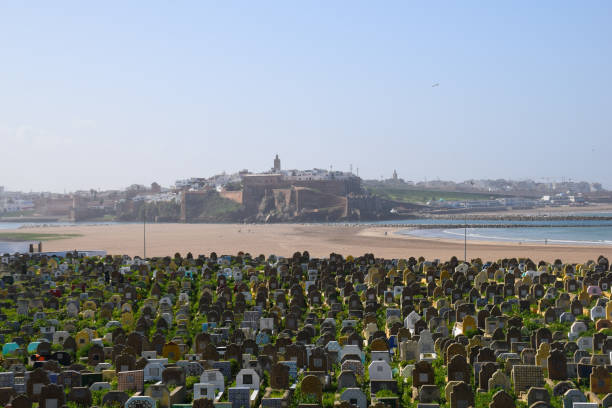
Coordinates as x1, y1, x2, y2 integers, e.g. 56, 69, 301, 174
273, 154, 281, 172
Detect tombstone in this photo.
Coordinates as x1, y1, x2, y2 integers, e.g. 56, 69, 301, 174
418, 330, 436, 359
526, 387, 550, 407
89, 382, 111, 392
269, 363, 289, 389
341, 360, 365, 378
449, 381, 474, 408
194, 382, 218, 401
570, 322, 588, 341
67, 387, 92, 407
488, 370, 511, 392
591, 365, 612, 394
117, 370, 144, 392
162, 366, 186, 386
38, 384, 65, 408
308, 347, 328, 372
419, 384, 441, 403
521, 348, 536, 365
58, 370, 82, 388
300, 375, 322, 401
447, 355, 470, 383
125, 396, 156, 408
479, 362, 498, 391
199, 369, 225, 396
10, 394, 33, 408
115, 353, 136, 373
413, 361, 435, 388
236, 368, 260, 390
563, 389, 586, 408
535, 343, 550, 368
144, 362, 164, 382
512, 365, 544, 393
591, 306, 606, 321
88, 344, 105, 366
101, 390, 130, 407
340, 388, 367, 408
26, 367, 49, 402
0, 372, 15, 389
548, 349, 567, 380
145, 383, 171, 408
162, 341, 181, 360
602, 393, 612, 408
338, 370, 358, 389
489, 389, 514, 408
192, 398, 214, 408
228, 387, 251, 408
369, 361, 392, 381
400, 340, 419, 362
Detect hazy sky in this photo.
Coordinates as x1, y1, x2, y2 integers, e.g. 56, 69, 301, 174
1, 2, 611, 192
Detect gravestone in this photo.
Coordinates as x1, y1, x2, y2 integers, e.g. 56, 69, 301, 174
38, 384, 65, 408
562, 389, 586, 408
512, 365, 544, 394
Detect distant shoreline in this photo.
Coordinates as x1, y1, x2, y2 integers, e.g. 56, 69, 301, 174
2, 203, 612, 225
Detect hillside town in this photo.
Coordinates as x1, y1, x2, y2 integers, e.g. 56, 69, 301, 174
1, 157, 610, 224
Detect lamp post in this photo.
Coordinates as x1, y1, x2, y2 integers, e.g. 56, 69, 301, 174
464, 200, 467, 263
143, 205, 146, 259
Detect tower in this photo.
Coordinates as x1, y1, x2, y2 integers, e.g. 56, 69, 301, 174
393, 170, 398, 181
273, 154, 281, 172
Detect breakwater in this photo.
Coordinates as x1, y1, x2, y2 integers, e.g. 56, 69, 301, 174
399, 223, 612, 229
424, 214, 612, 221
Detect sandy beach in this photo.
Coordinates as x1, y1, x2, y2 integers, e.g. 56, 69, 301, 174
4, 223, 610, 263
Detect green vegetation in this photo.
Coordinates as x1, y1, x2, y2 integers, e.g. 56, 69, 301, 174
375, 389, 396, 398
117, 200, 181, 222
322, 392, 335, 407
0, 232, 82, 242
290, 386, 319, 408
184, 190, 244, 222
269, 390, 285, 398
364, 185, 507, 204
0, 209, 36, 217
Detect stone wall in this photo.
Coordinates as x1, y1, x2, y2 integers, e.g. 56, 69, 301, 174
242, 175, 361, 217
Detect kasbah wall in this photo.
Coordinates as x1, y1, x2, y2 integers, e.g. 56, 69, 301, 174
241, 174, 361, 216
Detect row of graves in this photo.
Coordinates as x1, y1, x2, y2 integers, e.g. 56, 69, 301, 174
0, 250, 611, 408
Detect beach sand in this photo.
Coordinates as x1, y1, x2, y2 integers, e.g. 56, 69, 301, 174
7, 223, 611, 263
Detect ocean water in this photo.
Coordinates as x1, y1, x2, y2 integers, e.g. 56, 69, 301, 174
369, 219, 612, 227
0, 241, 33, 254
0, 221, 123, 230
0, 221, 124, 255
400, 226, 612, 246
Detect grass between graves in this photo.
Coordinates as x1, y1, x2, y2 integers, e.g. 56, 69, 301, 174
0, 232, 82, 241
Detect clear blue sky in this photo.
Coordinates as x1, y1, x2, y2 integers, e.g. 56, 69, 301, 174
1, 1, 611, 192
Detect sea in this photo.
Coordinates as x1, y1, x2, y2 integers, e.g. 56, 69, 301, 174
387, 214, 612, 246
360, 213, 612, 246
2, 215, 612, 254
398, 225, 612, 246
0, 221, 120, 254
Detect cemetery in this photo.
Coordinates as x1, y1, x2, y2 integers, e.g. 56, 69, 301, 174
0, 250, 611, 407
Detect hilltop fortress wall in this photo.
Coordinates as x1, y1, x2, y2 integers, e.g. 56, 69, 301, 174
241, 174, 361, 216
